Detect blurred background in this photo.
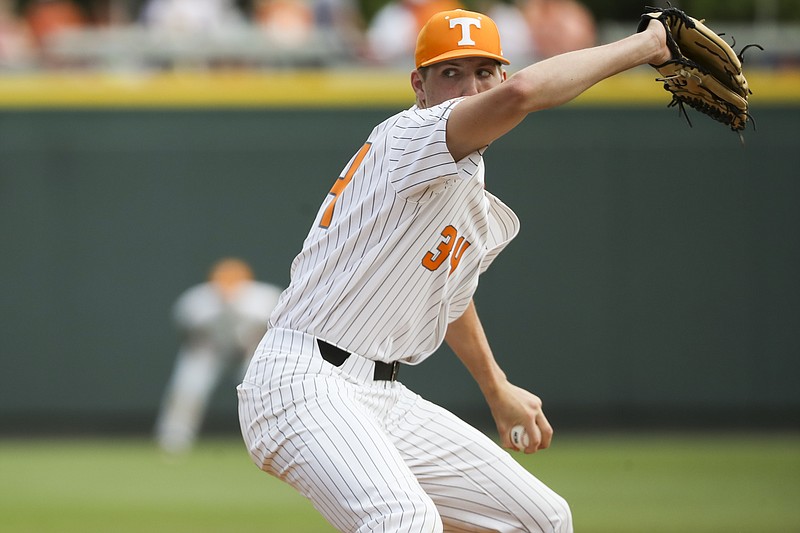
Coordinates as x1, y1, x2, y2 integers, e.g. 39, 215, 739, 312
1, 0, 798, 441
0, 0, 799, 71
1, 1, 798, 531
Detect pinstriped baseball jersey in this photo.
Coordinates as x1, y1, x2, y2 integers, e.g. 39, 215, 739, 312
269, 98, 520, 364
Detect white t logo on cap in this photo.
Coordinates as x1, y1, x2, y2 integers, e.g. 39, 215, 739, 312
449, 17, 481, 46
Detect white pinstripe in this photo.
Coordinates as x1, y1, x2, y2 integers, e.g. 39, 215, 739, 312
239, 329, 571, 532
268, 100, 519, 364
238, 100, 572, 531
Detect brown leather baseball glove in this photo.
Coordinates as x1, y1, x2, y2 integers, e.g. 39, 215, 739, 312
638, 6, 762, 136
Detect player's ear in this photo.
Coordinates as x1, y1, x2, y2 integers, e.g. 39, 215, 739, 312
411, 70, 427, 108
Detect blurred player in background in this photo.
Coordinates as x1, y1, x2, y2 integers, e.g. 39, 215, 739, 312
155, 258, 282, 454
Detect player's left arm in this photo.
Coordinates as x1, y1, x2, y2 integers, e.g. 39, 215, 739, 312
445, 21, 670, 162
445, 299, 552, 453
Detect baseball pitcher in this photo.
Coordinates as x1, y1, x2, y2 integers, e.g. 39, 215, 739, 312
238, 8, 679, 532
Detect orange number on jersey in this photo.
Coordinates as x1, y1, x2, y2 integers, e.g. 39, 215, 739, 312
448, 235, 471, 274
422, 225, 472, 274
319, 142, 372, 229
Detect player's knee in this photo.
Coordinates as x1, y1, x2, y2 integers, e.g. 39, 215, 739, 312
513, 491, 573, 533
538, 493, 573, 533
356, 494, 442, 533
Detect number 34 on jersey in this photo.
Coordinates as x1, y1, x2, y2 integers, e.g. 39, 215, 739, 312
319, 141, 471, 276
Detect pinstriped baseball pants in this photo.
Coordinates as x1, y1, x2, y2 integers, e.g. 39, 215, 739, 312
238, 329, 572, 532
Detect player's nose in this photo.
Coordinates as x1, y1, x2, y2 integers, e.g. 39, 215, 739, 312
460, 78, 480, 97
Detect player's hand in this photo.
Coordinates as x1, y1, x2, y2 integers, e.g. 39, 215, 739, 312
487, 381, 553, 454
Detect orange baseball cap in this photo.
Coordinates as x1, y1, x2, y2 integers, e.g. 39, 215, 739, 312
415, 9, 509, 68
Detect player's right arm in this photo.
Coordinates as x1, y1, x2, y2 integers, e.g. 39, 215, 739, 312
445, 299, 551, 453
445, 21, 671, 162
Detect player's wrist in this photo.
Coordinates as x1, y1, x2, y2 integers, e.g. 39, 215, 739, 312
645, 23, 671, 66
479, 373, 512, 405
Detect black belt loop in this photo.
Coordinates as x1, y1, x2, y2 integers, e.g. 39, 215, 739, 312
317, 339, 399, 382
316, 338, 349, 367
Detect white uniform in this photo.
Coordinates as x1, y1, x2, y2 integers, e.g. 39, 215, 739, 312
238, 100, 572, 532
155, 279, 282, 453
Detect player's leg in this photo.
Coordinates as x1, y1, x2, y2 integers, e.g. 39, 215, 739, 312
387, 390, 573, 533
154, 346, 223, 453
238, 358, 443, 533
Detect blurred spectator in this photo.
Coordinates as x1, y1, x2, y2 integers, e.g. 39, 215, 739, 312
366, 0, 463, 67
313, 0, 364, 43
85, 0, 133, 27
139, 0, 246, 35
137, 0, 251, 69
311, 0, 365, 52
254, 0, 315, 47
0, 0, 35, 69
478, 0, 536, 66
522, 0, 596, 60
154, 258, 283, 455
253, 0, 364, 57
23, 0, 87, 66
476, 0, 595, 65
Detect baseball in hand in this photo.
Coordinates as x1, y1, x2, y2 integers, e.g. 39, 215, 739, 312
510, 425, 530, 451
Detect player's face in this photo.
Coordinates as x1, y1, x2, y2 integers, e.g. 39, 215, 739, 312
412, 57, 505, 108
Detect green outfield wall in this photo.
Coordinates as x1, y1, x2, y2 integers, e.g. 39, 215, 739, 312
1, 75, 798, 434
